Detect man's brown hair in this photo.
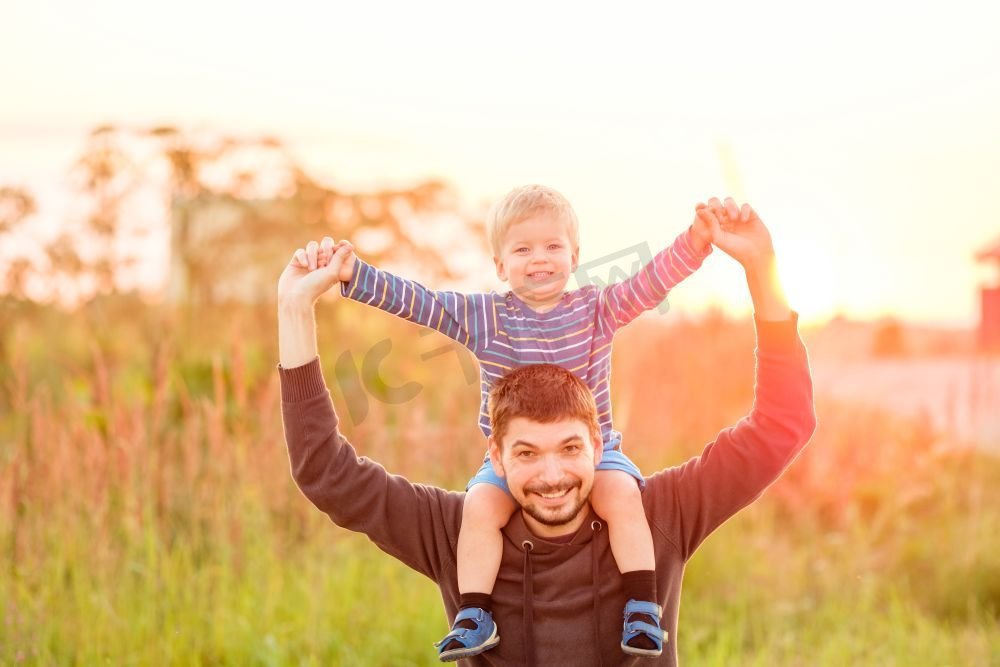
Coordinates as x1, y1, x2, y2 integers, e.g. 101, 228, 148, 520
488, 364, 601, 448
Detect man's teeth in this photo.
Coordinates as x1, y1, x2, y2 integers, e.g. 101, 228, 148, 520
538, 489, 569, 499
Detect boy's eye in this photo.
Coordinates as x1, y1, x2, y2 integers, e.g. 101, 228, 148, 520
548, 244, 562, 251
515, 247, 530, 254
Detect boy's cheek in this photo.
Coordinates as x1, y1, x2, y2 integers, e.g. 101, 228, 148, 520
494, 259, 509, 281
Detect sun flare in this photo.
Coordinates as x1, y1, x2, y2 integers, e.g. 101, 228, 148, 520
775, 238, 840, 323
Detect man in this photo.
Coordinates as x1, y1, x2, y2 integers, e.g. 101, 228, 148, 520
277, 197, 816, 665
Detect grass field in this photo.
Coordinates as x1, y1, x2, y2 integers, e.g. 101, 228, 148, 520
1, 298, 998, 665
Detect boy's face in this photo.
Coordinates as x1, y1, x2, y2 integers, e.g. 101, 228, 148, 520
494, 211, 578, 311
489, 417, 602, 538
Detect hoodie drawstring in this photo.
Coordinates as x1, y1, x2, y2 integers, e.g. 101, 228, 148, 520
591, 520, 604, 667
520, 521, 605, 667
522, 540, 536, 667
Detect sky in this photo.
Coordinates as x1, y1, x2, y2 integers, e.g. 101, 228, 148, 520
2, 0, 999, 325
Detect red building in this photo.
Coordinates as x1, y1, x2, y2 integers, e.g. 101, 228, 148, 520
977, 239, 1000, 351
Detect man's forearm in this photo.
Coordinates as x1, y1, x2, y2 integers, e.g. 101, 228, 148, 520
745, 256, 791, 321
279, 298, 319, 368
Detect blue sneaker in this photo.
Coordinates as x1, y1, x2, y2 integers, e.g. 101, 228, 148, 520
434, 607, 500, 662
621, 599, 667, 657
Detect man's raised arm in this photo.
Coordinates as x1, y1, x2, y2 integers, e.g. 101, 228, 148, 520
277, 242, 463, 580
647, 198, 816, 559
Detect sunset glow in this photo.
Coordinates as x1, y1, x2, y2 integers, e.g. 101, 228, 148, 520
2, 2, 999, 325
777, 238, 840, 324
2, 4, 1000, 663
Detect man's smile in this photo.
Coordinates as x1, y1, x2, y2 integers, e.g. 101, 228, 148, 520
533, 488, 571, 506
524, 481, 580, 506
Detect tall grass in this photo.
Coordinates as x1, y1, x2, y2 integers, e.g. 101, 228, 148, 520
1, 298, 997, 665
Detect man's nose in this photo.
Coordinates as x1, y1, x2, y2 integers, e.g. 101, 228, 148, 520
538, 455, 564, 485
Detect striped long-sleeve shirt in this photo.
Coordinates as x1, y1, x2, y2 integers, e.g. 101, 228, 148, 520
341, 228, 711, 446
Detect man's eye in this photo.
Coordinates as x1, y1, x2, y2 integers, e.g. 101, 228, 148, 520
563, 445, 581, 454
517, 450, 535, 458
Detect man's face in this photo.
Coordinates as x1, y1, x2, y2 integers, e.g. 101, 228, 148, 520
489, 417, 601, 537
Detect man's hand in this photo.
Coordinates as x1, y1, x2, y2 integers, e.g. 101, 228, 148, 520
697, 197, 789, 320
277, 238, 355, 307
316, 236, 357, 282
696, 196, 775, 272
277, 239, 356, 369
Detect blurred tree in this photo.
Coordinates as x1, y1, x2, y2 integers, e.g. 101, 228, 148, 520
872, 317, 907, 358
0, 186, 35, 234
148, 125, 223, 306
1, 126, 482, 308
0, 186, 38, 389
149, 126, 479, 306
0, 186, 37, 300
71, 125, 142, 295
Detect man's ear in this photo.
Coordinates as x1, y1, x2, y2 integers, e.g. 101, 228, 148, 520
592, 432, 603, 467
494, 256, 507, 282
488, 435, 506, 478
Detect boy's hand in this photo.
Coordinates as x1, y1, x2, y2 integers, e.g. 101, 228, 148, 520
316, 236, 357, 282
696, 196, 775, 271
278, 240, 355, 306
689, 212, 714, 254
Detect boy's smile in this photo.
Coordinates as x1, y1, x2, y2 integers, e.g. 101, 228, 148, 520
494, 212, 579, 313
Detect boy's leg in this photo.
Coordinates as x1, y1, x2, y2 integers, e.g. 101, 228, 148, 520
437, 475, 516, 661
591, 469, 663, 656
457, 482, 517, 596
590, 469, 655, 572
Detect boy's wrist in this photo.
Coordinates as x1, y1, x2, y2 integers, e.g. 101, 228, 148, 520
687, 224, 711, 254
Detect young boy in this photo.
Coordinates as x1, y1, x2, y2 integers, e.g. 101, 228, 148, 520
314, 185, 713, 660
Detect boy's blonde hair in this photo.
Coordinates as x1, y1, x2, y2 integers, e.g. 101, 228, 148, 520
486, 184, 580, 258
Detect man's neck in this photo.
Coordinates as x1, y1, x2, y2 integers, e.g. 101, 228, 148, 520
542, 531, 577, 544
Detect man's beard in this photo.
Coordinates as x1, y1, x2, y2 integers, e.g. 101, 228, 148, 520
518, 479, 589, 527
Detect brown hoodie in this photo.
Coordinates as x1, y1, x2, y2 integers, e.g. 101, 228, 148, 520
280, 314, 816, 666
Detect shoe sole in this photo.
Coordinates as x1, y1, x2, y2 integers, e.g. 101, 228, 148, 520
439, 629, 500, 662
621, 641, 663, 658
